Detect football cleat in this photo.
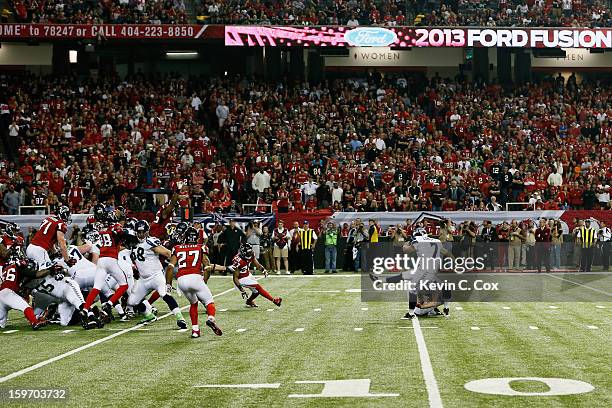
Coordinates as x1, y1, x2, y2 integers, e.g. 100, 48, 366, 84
90, 306, 104, 328
432, 308, 443, 316
101, 302, 114, 322
246, 299, 258, 308
205, 319, 223, 336
151, 307, 158, 316
41, 303, 58, 321
401, 312, 415, 320
177, 319, 187, 329
443, 307, 450, 316
139, 313, 156, 325
79, 309, 91, 329
119, 314, 131, 322
31, 318, 47, 330
191, 329, 200, 338
272, 297, 282, 307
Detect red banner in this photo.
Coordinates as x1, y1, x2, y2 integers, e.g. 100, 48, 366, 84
0, 23, 208, 40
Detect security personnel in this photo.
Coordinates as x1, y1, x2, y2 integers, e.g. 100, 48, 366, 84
580, 219, 597, 272
599, 221, 611, 271
368, 219, 379, 243
299, 221, 317, 275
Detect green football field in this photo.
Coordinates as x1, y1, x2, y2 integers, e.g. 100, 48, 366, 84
0, 273, 610, 408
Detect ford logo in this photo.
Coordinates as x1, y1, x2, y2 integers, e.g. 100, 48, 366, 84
344, 27, 398, 47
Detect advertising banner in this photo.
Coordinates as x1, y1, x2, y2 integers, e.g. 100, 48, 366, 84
225, 26, 612, 49
0, 23, 208, 40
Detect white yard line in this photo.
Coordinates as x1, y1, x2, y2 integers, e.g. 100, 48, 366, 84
2, 330, 19, 334
304, 290, 341, 293
529, 326, 539, 330
61, 329, 75, 334
194, 383, 281, 389
354, 328, 363, 332
0, 282, 246, 384
294, 328, 305, 332
587, 325, 599, 329
544, 274, 612, 297
470, 326, 480, 331
236, 328, 247, 333
412, 317, 444, 408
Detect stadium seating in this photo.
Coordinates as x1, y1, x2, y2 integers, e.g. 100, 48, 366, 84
8, 0, 187, 24
6, 0, 610, 27
1, 71, 610, 215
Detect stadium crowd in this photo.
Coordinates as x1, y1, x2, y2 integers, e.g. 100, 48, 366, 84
198, 0, 611, 27
7, 0, 187, 24
0, 71, 611, 216
5, 0, 610, 27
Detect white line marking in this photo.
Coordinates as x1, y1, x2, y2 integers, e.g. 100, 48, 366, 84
61, 330, 74, 334
455, 306, 463, 310
294, 328, 305, 332
548, 306, 558, 309
3, 330, 18, 334
345, 288, 361, 293
313, 308, 322, 312
107, 328, 150, 331
529, 326, 539, 330
219, 308, 228, 312
304, 290, 340, 293
236, 328, 247, 333
0, 282, 247, 384
470, 326, 480, 331
587, 325, 599, 329
398, 326, 439, 329
361, 307, 369, 311
544, 274, 612, 297
354, 328, 363, 332
412, 317, 444, 408
502, 306, 511, 310
266, 308, 274, 312
596, 305, 605, 309
194, 383, 281, 389
178, 329, 188, 333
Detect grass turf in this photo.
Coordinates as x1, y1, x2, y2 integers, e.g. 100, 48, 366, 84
0, 273, 609, 408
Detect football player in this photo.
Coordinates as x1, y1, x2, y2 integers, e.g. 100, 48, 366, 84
165, 227, 222, 338
210, 243, 282, 308
0, 253, 57, 329
401, 229, 452, 320
144, 221, 190, 307
81, 210, 130, 323
150, 194, 182, 239
127, 220, 186, 328
26, 206, 76, 269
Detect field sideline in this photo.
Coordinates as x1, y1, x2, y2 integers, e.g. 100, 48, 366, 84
0, 273, 610, 408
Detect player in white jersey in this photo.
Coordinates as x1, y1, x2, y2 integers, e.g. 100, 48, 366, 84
27, 260, 92, 329
126, 220, 186, 328
401, 228, 452, 320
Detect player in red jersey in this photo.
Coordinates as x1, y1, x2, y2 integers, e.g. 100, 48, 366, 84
150, 193, 183, 239
210, 243, 281, 308
81, 211, 130, 325
26, 205, 75, 269
0, 253, 57, 330
165, 227, 222, 338
0, 223, 24, 266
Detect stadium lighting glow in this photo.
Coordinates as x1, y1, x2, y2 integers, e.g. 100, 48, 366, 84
165, 51, 199, 59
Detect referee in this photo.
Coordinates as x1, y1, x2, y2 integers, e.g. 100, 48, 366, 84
580, 219, 597, 272
599, 221, 611, 271
299, 221, 317, 275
